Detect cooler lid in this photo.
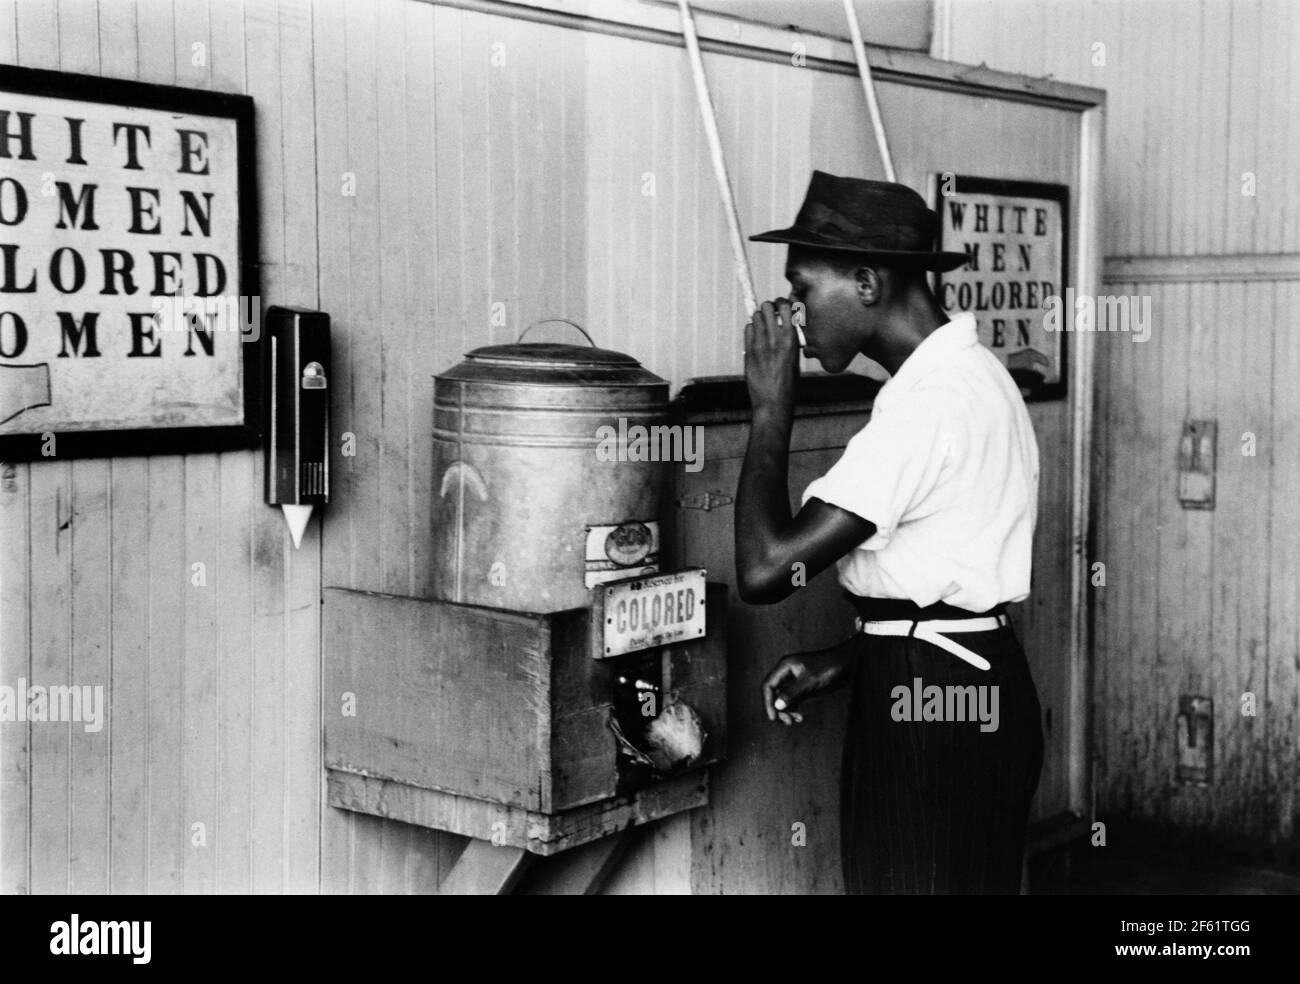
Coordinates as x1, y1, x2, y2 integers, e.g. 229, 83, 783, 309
464, 341, 640, 369
438, 322, 667, 387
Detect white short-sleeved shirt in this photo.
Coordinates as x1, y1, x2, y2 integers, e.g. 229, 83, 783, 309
800, 311, 1039, 613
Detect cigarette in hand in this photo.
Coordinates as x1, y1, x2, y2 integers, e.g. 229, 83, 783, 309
791, 302, 808, 349
774, 697, 787, 711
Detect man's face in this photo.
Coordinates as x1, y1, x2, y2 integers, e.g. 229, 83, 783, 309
784, 249, 870, 374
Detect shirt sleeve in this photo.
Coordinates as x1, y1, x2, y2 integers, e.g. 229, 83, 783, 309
799, 402, 955, 550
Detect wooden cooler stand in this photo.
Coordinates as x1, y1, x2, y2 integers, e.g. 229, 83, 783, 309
323, 575, 727, 894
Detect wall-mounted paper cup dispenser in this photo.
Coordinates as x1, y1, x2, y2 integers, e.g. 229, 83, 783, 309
324, 323, 727, 857
263, 305, 330, 548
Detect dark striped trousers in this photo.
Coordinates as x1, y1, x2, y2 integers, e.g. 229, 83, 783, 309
839, 595, 1044, 895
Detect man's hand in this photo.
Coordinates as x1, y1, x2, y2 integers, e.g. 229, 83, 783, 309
760, 634, 858, 725
744, 298, 800, 411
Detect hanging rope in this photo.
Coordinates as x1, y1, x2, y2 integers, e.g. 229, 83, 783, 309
842, 0, 896, 181
676, 0, 763, 345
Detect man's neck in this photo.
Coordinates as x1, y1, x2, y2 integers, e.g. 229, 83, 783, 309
871, 293, 949, 376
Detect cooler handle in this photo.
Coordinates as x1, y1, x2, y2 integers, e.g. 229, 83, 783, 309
517, 319, 596, 347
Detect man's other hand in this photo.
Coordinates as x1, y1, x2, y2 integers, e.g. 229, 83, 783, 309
760, 635, 858, 725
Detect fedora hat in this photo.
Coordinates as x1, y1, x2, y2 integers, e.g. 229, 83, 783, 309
749, 170, 969, 272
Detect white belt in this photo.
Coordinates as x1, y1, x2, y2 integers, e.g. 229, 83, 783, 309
853, 614, 1008, 672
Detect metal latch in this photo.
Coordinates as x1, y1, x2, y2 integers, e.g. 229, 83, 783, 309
677, 490, 733, 511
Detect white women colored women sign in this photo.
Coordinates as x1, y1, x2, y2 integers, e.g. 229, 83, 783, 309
0, 66, 258, 458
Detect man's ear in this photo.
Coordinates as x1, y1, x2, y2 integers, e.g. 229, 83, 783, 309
853, 264, 883, 307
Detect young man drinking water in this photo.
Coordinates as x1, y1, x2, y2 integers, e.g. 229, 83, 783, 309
734, 171, 1044, 895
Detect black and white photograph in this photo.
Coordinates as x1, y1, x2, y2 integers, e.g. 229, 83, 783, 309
0, 0, 1293, 960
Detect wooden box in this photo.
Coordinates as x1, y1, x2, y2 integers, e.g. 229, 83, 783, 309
322, 583, 726, 853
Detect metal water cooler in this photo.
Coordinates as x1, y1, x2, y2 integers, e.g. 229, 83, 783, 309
323, 325, 727, 877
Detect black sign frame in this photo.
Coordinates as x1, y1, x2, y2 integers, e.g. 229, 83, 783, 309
0, 64, 260, 461
933, 174, 1070, 403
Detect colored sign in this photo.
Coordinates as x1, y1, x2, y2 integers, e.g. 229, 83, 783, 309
600, 567, 706, 658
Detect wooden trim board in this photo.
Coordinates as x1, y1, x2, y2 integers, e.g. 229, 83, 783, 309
414, 0, 1105, 110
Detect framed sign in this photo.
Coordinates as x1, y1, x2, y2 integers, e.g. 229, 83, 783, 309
0, 64, 258, 460
931, 175, 1069, 401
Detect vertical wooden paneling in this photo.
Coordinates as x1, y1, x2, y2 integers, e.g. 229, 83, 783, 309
132, 0, 184, 898
243, 0, 289, 896
146, 455, 186, 895
1151, 284, 1192, 824
1266, 279, 1300, 841
557, 25, 589, 345
213, 452, 254, 892
1093, 278, 1289, 837
1140, 1, 1172, 256
312, 0, 358, 893
14, 0, 57, 67
276, 0, 323, 895
487, 14, 519, 349
67, 460, 109, 894
0, 453, 30, 895
342, 0, 383, 596
93, 0, 143, 908
1176, 284, 1216, 828
181, 454, 220, 894
1110, 0, 1138, 262
57, 0, 97, 74
0, 0, 31, 900
0, 0, 15, 63
1195, 2, 1231, 257
647, 30, 675, 379
628, 32, 656, 366
205, 0, 255, 897
405, 0, 439, 602
107, 456, 151, 894
315, 0, 464, 894
12, 0, 63, 903
1210, 279, 1272, 836
1099, 279, 1136, 816
1127, 282, 1167, 826
28, 464, 71, 895
1089, 281, 1114, 816
582, 30, 622, 357
948, 0, 1298, 258
380, 0, 447, 894
1285, 15, 1299, 254
253, 0, 327, 892
377, 0, 412, 598
433, 4, 474, 364
20, 100, 62, 900
955, 0, 1300, 844
1223, 0, 1259, 257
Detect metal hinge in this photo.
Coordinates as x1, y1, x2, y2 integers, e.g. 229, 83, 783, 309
677, 490, 733, 511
